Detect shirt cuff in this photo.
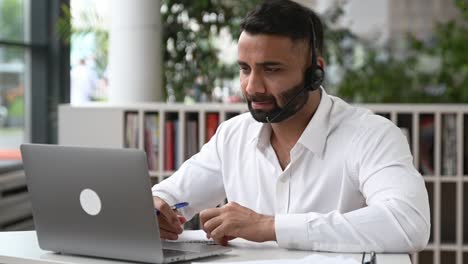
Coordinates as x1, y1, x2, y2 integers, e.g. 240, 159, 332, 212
152, 190, 178, 208
275, 213, 309, 249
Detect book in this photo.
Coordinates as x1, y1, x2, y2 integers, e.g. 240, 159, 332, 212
164, 120, 175, 171
174, 120, 179, 168
206, 113, 219, 142
185, 119, 199, 159
419, 115, 434, 175
144, 126, 153, 169
144, 114, 160, 171
124, 112, 139, 149
151, 115, 160, 170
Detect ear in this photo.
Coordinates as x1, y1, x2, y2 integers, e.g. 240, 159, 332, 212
317, 56, 325, 70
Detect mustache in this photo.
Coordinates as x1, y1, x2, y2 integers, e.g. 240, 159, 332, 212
245, 93, 276, 103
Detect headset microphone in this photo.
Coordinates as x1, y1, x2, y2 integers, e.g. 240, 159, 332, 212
265, 67, 323, 123
265, 82, 309, 123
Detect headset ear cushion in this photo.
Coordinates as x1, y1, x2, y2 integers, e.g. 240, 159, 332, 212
304, 65, 324, 91
314, 66, 324, 82
307, 66, 324, 91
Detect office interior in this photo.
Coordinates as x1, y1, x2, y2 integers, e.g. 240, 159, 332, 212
0, 0, 466, 263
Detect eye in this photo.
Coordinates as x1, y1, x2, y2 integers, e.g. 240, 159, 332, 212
239, 65, 251, 74
264, 67, 280, 73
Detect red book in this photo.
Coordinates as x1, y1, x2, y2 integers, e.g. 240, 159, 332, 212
144, 128, 154, 170
206, 113, 219, 142
164, 121, 175, 171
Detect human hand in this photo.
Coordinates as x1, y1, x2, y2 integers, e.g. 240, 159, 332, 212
153, 196, 187, 240
200, 201, 276, 246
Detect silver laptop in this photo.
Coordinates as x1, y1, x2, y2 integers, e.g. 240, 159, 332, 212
20, 143, 230, 263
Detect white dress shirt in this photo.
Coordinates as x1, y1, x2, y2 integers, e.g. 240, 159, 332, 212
152, 88, 430, 253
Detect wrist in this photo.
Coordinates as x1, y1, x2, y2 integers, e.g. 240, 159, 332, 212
259, 215, 276, 242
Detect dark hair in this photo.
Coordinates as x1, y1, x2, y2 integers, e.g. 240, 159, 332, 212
240, 0, 324, 55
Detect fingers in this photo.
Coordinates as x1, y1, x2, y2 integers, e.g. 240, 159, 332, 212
202, 216, 223, 236
199, 208, 221, 227
177, 215, 187, 225
160, 228, 179, 240
219, 235, 236, 246
158, 213, 186, 231
153, 197, 185, 238
203, 221, 236, 246
158, 214, 187, 240
200, 205, 236, 243
210, 223, 230, 245
158, 215, 183, 234
153, 197, 180, 226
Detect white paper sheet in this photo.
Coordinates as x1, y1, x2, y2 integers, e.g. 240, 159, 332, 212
193, 254, 359, 264
165, 229, 216, 244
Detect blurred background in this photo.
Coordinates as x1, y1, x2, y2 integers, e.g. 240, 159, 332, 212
0, 0, 467, 263
0, 0, 466, 159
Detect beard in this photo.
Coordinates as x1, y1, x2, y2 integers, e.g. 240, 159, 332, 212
245, 82, 309, 123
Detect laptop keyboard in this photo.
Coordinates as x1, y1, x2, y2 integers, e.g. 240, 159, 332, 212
163, 248, 188, 257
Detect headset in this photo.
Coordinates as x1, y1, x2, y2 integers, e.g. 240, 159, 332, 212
265, 13, 325, 123
304, 14, 325, 92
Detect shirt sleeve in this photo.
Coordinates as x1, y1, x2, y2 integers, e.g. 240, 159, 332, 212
275, 117, 430, 253
152, 123, 227, 220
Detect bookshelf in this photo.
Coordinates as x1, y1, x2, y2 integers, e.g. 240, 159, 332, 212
59, 103, 247, 183
59, 103, 468, 264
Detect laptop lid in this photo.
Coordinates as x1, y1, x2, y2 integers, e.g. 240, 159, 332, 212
21, 144, 165, 263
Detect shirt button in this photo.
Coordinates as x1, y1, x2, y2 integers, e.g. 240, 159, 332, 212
280, 177, 288, 183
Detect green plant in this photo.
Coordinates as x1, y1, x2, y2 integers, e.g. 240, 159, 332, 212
334, 0, 468, 103
161, 0, 259, 101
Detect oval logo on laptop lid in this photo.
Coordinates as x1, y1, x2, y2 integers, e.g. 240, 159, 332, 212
79, 188, 102, 216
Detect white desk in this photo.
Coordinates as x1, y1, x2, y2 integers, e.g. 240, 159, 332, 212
0, 231, 410, 264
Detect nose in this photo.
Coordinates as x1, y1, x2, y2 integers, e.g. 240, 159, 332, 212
243, 71, 266, 95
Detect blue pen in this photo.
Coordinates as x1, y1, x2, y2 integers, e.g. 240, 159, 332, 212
155, 202, 189, 215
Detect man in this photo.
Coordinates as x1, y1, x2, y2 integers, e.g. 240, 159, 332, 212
70, 58, 98, 105
152, 0, 430, 252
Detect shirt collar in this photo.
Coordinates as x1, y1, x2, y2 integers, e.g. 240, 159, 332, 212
248, 87, 332, 157
297, 87, 332, 158
248, 120, 270, 149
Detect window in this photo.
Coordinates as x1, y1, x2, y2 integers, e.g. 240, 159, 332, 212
0, 0, 28, 164
0, 0, 70, 168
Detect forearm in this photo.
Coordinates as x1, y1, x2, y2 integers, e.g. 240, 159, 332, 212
275, 199, 429, 252
152, 160, 226, 220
